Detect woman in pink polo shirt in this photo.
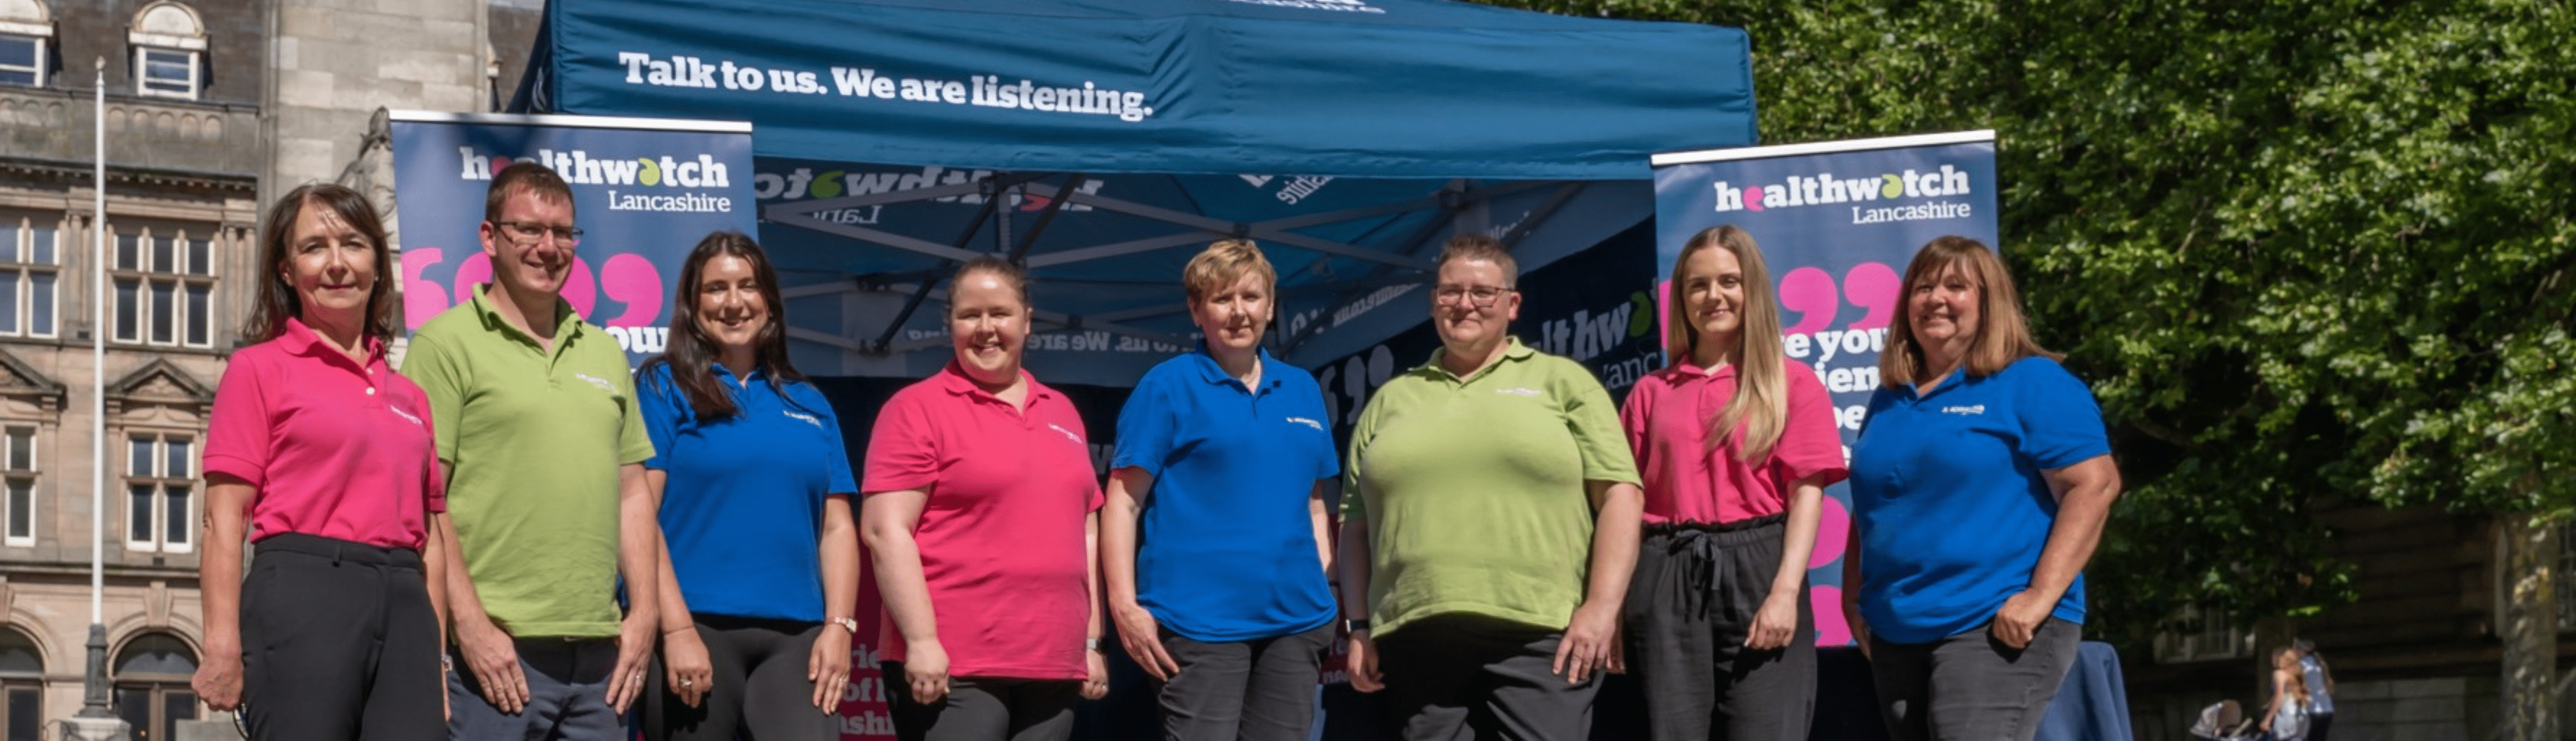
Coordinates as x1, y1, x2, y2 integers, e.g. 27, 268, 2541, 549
1618, 225, 1848, 741
860, 257, 1106, 741
194, 183, 450, 740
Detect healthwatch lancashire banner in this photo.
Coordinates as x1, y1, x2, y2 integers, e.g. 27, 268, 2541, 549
388, 111, 760, 364
1649, 131, 2001, 648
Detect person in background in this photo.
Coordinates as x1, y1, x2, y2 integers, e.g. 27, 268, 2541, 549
2259, 646, 2311, 741
862, 257, 1109, 741
1103, 240, 1340, 741
2290, 640, 2334, 741
1620, 225, 1846, 741
1339, 234, 1644, 741
637, 232, 857, 740
195, 183, 448, 739
403, 161, 662, 740
1843, 235, 2121, 741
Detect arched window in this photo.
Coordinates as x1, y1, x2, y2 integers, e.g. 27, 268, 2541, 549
127, 2, 203, 99
0, 0, 52, 88
112, 632, 195, 741
1, 626, 43, 741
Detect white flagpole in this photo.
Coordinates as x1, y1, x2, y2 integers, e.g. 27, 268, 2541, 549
80, 55, 112, 719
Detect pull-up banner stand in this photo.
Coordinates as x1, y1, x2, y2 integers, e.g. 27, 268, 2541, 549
1649, 130, 2002, 649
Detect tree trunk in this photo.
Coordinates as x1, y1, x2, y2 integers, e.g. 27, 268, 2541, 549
2501, 512, 2559, 741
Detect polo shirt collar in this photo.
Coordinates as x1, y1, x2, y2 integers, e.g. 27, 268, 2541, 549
1187, 344, 1285, 392
1668, 360, 1738, 381
276, 316, 388, 370
935, 361, 1055, 404
1421, 336, 1536, 384
468, 283, 585, 348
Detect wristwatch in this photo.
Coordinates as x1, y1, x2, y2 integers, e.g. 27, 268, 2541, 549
1343, 618, 1371, 634
828, 616, 859, 635
1084, 637, 1103, 651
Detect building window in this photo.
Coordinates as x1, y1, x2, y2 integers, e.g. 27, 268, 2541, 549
135, 46, 194, 98
2152, 602, 2252, 664
1, 626, 39, 741
109, 228, 216, 348
0, 34, 40, 87
125, 433, 191, 553
112, 633, 195, 741
1, 426, 30, 547
127, 2, 205, 101
0, 215, 61, 338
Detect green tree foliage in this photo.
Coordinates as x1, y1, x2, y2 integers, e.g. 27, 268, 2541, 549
1483, 0, 2575, 648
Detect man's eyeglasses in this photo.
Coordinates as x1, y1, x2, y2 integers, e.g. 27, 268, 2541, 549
1433, 285, 1515, 309
492, 221, 583, 247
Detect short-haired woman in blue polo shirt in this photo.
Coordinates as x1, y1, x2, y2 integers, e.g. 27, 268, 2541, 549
637, 232, 859, 741
1103, 239, 1341, 741
1843, 236, 2122, 741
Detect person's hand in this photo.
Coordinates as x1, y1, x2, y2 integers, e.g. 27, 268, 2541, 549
607, 611, 658, 714
1843, 597, 1873, 660
904, 639, 952, 704
1345, 630, 1383, 693
1111, 601, 1180, 682
1081, 647, 1110, 700
1606, 625, 1627, 675
192, 646, 244, 711
1989, 589, 2052, 650
663, 626, 715, 708
456, 613, 529, 713
1745, 590, 1799, 651
807, 625, 852, 713
1552, 601, 1619, 684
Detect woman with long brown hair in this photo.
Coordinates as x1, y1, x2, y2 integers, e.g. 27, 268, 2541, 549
1618, 225, 1846, 741
195, 183, 449, 739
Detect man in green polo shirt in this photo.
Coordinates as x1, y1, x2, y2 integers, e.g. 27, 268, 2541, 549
1336, 235, 1644, 741
405, 161, 660, 740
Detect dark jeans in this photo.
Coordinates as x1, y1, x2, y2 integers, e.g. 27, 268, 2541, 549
1156, 623, 1334, 741
644, 616, 838, 741
1867, 617, 2080, 741
1375, 614, 1597, 741
447, 636, 623, 741
241, 533, 443, 741
1623, 518, 1815, 741
882, 663, 1080, 741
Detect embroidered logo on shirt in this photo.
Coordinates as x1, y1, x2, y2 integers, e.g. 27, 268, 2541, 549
1495, 388, 1542, 397
1940, 405, 1987, 415
1286, 417, 1325, 431
573, 372, 618, 394
1046, 423, 1084, 445
388, 405, 425, 427
784, 411, 824, 429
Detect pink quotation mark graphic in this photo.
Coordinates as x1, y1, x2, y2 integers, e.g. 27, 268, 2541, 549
1776, 262, 1900, 336
399, 247, 667, 330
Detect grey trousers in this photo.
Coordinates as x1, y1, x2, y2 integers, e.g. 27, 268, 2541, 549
1155, 623, 1334, 741
1375, 614, 1598, 741
446, 637, 623, 741
882, 664, 1080, 741
1867, 617, 2080, 741
1623, 519, 1815, 741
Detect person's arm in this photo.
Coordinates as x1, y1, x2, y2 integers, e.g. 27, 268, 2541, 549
861, 490, 947, 704
1554, 479, 1641, 683
439, 508, 528, 713
2260, 667, 2290, 731
1101, 468, 1179, 680
809, 494, 859, 713
1990, 454, 2121, 649
1842, 540, 1870, 658
605, 462, 663, 713
1336, 516, 1381, 692
190, 478, 253, 712
1082, 509, 1108, 699
642, 469, 711, 708
1310, 481, 1334, 587
1747, 476, 1828, 650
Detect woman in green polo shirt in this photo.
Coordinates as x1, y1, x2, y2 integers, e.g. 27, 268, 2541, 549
1336, 234, 1644, 741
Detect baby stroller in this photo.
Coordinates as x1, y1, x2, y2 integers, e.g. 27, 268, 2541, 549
2191, 700, 2261, 740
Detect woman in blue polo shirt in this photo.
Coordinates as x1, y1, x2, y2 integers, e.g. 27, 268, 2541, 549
1103, 239, 1341, 741
1843, 236, 2122, 741
638, 232, 859, 741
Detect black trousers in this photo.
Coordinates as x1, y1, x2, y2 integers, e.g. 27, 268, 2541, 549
882, 663, 1080, 741
1622, 517, 1815, 741
240, 532, 443, 741
1375, 614, 1597, 741
644, 616, 839, 741
1155, 623, 1333, 741
1867, 617, 2080, 741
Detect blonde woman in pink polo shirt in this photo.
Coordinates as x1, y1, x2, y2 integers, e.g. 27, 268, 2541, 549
1618, 225, 1848, 741
195, 183, 450, 740
860, 257, 1108, 741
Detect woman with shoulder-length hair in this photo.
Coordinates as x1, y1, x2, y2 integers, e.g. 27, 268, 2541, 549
1843, 235, 2122, 741
1619, 225, 1848, 741
636, 232, 859, 741
195, 183, 450, 739
861, 257, 1108, 741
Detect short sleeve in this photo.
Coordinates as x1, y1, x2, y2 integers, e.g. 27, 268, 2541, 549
403, 382, 449, 514
1553, 360, 1640, 486
1064, 411, 1106, 512
1772, 365, 1850, 487
637, 365, 683, 472
801, 386, 859, 496
862, 392, 941, 494
1298, 379, 1340, 482
202, 354, 273, 488
398, 333, 466, 464
1616, 374, 1655, 465
1108, 372, 1177, 476
615, 364, 656, 466
2012, 359, 2111, 470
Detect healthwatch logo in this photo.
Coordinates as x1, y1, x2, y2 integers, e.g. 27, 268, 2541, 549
1713, 164, 1970, 213
456, 147, 731, 189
